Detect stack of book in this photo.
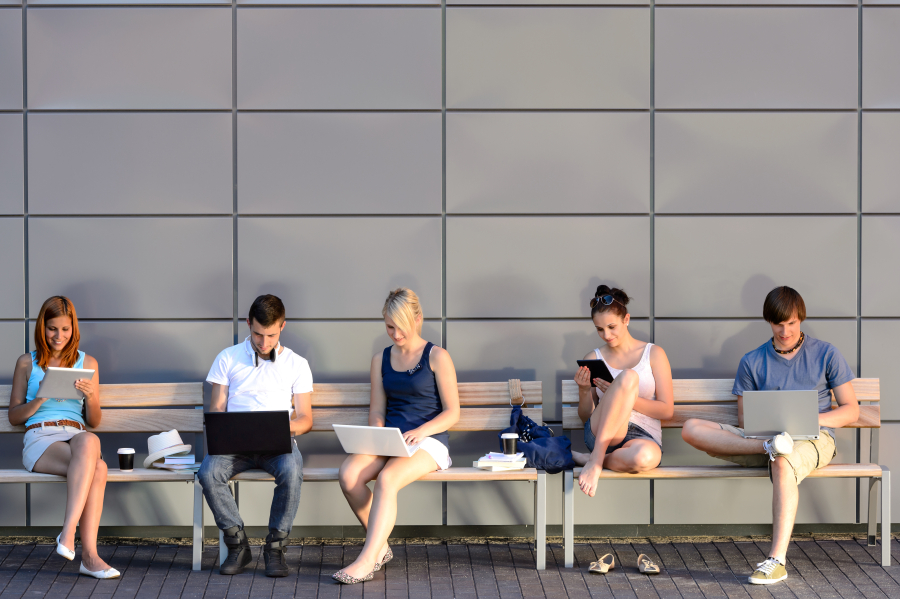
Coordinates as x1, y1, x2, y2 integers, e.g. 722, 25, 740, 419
156, 452, 200, 472
473, 452, 527, 471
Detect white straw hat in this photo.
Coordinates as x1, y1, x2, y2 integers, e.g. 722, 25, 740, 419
144, 429, 192, 469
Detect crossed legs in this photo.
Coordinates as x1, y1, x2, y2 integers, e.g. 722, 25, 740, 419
337, 450, 438, 579
33, 432, 112, 571
572, 370, 661, 497
682, 419, 796, 563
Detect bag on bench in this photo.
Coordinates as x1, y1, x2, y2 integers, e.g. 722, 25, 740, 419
500, 406, 576, 474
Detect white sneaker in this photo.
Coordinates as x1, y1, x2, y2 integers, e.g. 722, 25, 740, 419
763, 432, 794, 462
80, 562, 120, 579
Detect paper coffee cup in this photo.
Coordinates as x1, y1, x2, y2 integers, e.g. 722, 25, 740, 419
118, 448, 135, 472
501, 433, 519, 455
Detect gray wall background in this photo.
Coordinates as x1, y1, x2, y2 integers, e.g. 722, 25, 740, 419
1, 1, 899, 531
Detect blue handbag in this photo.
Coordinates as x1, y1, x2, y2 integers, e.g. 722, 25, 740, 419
499, 405, 576, 475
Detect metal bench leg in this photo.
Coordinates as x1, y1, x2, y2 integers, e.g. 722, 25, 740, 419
882, 467, 891, 567
564, 470, 574, 568
868, 477, 879, 546
534, 472, 546, 570
193, 476, 203, 571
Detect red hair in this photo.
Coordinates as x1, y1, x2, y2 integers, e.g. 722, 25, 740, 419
34, 296, 80, 370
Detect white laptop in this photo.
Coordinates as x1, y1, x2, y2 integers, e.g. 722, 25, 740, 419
742, 390, 820, 440
36, 367, 96, 401
333, 424, 422, 458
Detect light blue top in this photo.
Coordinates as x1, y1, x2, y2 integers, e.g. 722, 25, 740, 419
732, 335, 855, 438
25, 350, 87, 428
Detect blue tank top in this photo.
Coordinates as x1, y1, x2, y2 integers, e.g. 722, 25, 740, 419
25, 350, 87, 428
382, 342, 449, 449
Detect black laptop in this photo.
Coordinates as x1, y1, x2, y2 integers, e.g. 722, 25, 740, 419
205, 411, 292, 456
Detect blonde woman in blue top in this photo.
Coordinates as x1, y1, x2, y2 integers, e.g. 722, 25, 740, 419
7, 296, 118, 579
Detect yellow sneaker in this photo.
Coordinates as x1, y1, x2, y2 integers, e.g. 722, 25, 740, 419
749, 558, 787, 585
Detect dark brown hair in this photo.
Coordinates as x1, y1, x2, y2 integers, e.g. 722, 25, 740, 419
590, 285, 630, 319
34, 296, 80, 369
763, 286, 806, 324
248, 294, 286, 327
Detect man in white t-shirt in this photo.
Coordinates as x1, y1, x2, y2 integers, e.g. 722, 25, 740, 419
198, 295, 313, 578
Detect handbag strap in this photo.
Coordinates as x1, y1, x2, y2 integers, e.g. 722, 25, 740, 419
508, 379, 525, 407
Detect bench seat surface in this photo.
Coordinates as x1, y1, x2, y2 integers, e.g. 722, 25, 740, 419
570, 463, 884, 479
229, 466, 540, 482
0, 468, 196, 483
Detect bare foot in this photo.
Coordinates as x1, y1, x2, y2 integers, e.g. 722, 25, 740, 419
81, 553, 113, 572
572, 451, 589, 467
578, 459, 603, 497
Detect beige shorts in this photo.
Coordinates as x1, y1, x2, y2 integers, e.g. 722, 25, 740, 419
709, 423, 835, 485
22, 425, 86, 472
416, 437, 451, 471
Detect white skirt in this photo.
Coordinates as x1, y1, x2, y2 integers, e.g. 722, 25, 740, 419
416, 437, 451, 471
22, 425, 85, 472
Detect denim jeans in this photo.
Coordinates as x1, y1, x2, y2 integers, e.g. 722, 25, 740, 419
198, 440, 303, 534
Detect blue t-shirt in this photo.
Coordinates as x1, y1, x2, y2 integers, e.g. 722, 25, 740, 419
732, 335, 855, 438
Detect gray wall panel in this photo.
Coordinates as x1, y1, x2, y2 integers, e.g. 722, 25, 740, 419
446, 8, 650, 109
862, 112, 900, 212
861, 320, 900, 421
863, 9, 900, 108
656, 319, 858, 380
446, 112, 650, 214
447, 216, 651, 319
447, 319, 651, 423
862, 216, 900, 316
237, 8, 441, 110
0, 218, 23, 319
875, 422, 900, 522
0, 321, 24, 385
655, 216, 857, 318
29, 218, 233, 319
656, 8, 857, 109
29, 113, 233, 215
0, 114, 23, 215
27, 9, 231, 109
238, 113, 442, 214
0, 8, 22, 109
655, 113, 857, 213
238, 217, 442, 319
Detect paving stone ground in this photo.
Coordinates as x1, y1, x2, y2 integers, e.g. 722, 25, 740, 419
0, 536, 897, 598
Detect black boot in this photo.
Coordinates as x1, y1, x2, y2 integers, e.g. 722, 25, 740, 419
263, 529, 290, 578
220, 526, 251, 575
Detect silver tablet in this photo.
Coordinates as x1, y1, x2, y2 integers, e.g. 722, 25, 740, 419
36, 367, 95, 401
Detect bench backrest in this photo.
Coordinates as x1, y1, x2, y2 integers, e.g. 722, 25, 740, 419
0, 383, 205, 433
561, 378, 880, 430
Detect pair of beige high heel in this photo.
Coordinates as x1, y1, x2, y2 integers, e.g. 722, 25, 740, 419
588, 553, 660, 575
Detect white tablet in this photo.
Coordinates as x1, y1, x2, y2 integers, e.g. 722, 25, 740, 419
332, 424, 420, 458
36, 367, 95, 401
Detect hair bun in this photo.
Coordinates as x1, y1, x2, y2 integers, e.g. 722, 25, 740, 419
594, 285, 630, 305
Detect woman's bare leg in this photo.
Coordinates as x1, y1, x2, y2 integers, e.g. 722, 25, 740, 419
77, 458, 110, 571
337, 451, 437, 579
604, 439, 661, 473
578, 369, 640, 497
32, 432, 111, 569
338, 454, 391, 562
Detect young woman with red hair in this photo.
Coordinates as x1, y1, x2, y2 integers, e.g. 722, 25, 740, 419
7, 296, 118, 579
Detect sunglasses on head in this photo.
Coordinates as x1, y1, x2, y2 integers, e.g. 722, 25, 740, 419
590, 294, 624, 308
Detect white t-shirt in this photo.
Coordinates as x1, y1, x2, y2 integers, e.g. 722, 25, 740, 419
206, 337, 314, 413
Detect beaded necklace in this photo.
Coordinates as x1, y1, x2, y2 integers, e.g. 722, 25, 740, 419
772, 331, 804, 355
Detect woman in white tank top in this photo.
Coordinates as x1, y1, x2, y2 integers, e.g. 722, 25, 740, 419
572, 286, 675, 498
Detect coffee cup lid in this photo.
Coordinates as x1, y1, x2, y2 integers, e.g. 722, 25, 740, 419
117, 448, 135, 454
501, 433, 519, 439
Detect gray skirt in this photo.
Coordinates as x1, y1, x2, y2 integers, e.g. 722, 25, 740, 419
22, 425, 86, 472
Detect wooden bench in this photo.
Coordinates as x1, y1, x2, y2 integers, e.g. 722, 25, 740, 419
560, 378, 890, 568
0, 383, 206, 567
200, 379, 549, 570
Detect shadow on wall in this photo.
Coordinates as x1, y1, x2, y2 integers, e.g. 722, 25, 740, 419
742, 273, 778, 316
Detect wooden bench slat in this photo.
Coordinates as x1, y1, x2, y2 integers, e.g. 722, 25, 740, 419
569, 463, 884, 480
0, 468, 196, 483
0, 383, 203, 408
310, 407, 543, 432
562, 404, 880, 430
231, 466, 539, 482
310, 381, 542, 407
562, 378, 880, 404
0, 409, 204, 434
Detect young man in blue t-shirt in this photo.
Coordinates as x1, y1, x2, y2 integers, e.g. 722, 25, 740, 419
682, 286, 859, 585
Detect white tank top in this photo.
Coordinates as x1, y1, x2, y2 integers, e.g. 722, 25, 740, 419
593, 343, 662, 445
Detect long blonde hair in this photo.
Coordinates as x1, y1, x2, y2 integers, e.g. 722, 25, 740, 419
382, 288, 423, 336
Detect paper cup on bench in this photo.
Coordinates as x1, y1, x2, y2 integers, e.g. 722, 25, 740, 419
144, 430, 192, 469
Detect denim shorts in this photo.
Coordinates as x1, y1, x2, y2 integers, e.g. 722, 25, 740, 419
584, 420, 661, 455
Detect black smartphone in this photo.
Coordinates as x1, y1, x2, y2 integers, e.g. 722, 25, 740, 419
576, 359, 615, 386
